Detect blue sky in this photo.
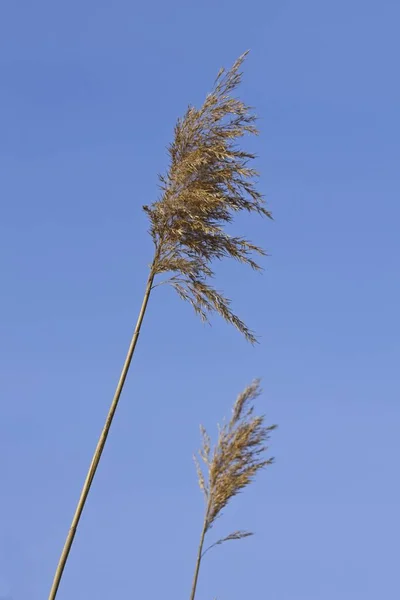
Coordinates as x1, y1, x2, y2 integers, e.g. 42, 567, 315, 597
1, 1, 399, 598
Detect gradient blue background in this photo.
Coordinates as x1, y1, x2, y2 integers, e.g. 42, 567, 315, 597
1, 1, 399, 598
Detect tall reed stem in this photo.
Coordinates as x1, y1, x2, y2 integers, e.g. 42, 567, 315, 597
48, 266, 156, 600
189, 513, 208, 600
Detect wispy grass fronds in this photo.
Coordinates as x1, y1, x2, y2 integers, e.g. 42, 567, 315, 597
189, 380, 276, 600
145, 52, 272, 343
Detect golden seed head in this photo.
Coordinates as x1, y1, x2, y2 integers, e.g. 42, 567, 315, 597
195, 380, 276, 531
144, 53, 272, 343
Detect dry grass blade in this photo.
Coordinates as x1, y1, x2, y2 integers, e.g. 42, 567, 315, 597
201, 530, 254, 558
189, 380, 276, 600
144, 52, 272, 343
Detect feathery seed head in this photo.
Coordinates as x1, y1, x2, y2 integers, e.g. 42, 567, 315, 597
195, 380, 276, 532
144, 52, 272, 343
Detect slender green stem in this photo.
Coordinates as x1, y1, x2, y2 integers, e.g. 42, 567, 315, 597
48, 267, 156, 600
189, 515, 208, 600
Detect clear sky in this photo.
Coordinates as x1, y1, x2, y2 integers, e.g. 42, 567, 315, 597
1, 1, 399, 599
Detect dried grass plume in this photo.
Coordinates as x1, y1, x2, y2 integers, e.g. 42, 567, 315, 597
189, 380, 276, 600
145, 52, 272, 343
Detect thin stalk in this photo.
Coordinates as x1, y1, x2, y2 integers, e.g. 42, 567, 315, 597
48, 266, 156, 600
189, 513, 209, 600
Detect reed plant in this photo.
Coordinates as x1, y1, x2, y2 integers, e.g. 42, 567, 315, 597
48, 52, 271, 599
190, 380, 276, 600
